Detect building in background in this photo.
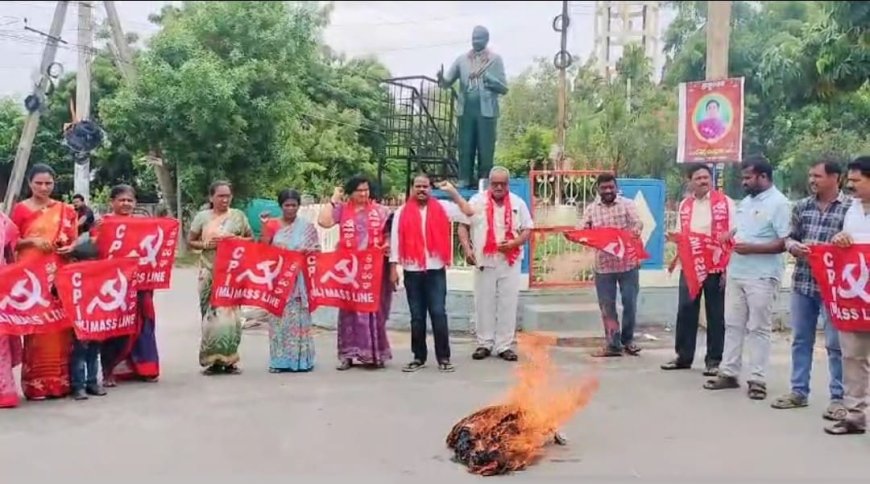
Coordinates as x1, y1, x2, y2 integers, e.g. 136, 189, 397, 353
593, 0, 662, 81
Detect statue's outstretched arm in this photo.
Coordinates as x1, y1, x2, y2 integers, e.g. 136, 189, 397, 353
484, 56, 508, 95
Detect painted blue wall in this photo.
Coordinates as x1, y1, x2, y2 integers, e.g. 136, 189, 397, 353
616, 178, 666, 269
433, 177, 531, 275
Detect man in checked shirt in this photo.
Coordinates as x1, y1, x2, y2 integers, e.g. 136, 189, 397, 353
769, 160, 850, 418
580, 173, 644, 357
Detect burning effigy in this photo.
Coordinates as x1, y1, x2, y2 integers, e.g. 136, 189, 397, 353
446, 334, 599, 476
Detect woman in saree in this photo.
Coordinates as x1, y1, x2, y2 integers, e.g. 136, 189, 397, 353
260, 189, 320, 373
317, 174, 394, 370
10, 163, 77, 400
188, 181, 253, 375
97, 185, 161, 386
0, 211, 22, 408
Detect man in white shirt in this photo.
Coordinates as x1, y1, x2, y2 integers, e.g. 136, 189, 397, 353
457, 166, 534, 362
390, 175, 475, 373
826, 156, 870, 436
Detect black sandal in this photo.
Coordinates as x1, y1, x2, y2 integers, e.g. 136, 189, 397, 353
499, 350, 518, 362
747, 380, 767, 400
438, 361, 455, 373
472, 347, 491, 360
203, 365, 223, 376
336, 359, 353, 371
224, 364, 242, 375
402, 360, 426, 373
703, 375, 740, 390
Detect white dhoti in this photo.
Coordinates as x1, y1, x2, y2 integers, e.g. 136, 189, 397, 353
473, 258, 521, 354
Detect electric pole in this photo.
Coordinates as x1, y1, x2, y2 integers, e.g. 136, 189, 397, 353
706, 0, 732, 192
3, 1, 70, 214
554, 0, 570, 160
74, 0, 93, 202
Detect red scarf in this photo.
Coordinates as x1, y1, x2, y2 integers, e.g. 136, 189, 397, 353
483, 191, 520, 266
397, 199, 452, 268
339, 202, 383, 250
669, 191, 732, 273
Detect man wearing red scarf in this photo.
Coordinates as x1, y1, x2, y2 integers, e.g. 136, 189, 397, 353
661, 164, 735, 376
457, 167, 533, 362
389, 175, 474, 373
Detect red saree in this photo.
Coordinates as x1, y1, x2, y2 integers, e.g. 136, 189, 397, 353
10, 200, 77, 400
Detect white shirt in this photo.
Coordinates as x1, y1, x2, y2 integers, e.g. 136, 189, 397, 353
389, 200, 466, 272
843, 198, 870, 243
466, 192, 534, 267
677, 192, 737, 236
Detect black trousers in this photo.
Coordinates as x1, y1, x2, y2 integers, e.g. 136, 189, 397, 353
674, 272, 725, 367
404, 268, 450, 363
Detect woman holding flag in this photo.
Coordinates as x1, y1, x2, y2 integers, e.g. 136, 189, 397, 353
260, 189, 321, 372
189, 181, 253, 375
9, 164, 78, 400
317, 174, 393, 371
96, 185, 162, 386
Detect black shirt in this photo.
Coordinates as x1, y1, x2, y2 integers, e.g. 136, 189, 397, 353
76, 205, 95, 235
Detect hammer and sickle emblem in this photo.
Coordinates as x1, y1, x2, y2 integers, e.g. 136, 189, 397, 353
321, 255, 359, 289
136, 227, 165, 268
236, 257, 284, 290
837, 253, 870, 303
87, 269, 129, 314
603, 237, 626, 259
0, 270, 51, 311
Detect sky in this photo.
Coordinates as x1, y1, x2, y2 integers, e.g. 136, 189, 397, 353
0, 1, 673, 99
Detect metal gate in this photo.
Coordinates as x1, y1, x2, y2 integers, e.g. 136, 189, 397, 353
528, 169, 612, 288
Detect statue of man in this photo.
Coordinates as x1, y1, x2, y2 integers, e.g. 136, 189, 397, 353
438, 26, 508, 189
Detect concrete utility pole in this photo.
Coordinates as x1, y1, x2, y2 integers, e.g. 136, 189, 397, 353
699, 0, 732, 331
706, 0, 732, 192
3, 1, 70, 214
74, 0, 93, 202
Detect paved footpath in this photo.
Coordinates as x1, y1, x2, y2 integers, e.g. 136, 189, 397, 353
1, 276, 869, 483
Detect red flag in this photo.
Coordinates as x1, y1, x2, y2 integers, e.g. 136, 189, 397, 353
563, 227, 650, 262
0, 256, 68, 336
95, 217, 180, 290
809, 244, 870, 332
54, 258, 141, 341
306, 249, 384, 313
676, 232, 714, 299
210, 239, 305, 317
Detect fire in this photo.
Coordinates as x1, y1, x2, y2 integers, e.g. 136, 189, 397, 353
446, 333, 600, 476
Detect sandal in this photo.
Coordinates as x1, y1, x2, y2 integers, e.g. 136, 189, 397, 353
336, 359, 353, 371
499, 350, 518, 362
269, 368, 283, 374
103, 376, 118, 388
771, 392, 808, 409
703, 365, 719, 377
661, 360, 691, 370
438, 361, 456, 373
203, 365, 223, 376
224, 364, 242, 375
823, 401, 848, 422
472, 347, 491, 360
591, 347, 623, 358
824, 420, 866, 436
624, 344, 642, 356
402, 360, 426, 373
747, 380, 767, 400
703, 375, 740, 390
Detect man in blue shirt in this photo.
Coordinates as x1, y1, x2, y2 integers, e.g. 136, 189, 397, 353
704, 155, 791, 400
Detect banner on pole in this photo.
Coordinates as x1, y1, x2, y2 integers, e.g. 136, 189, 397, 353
677, 77, 745, 164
